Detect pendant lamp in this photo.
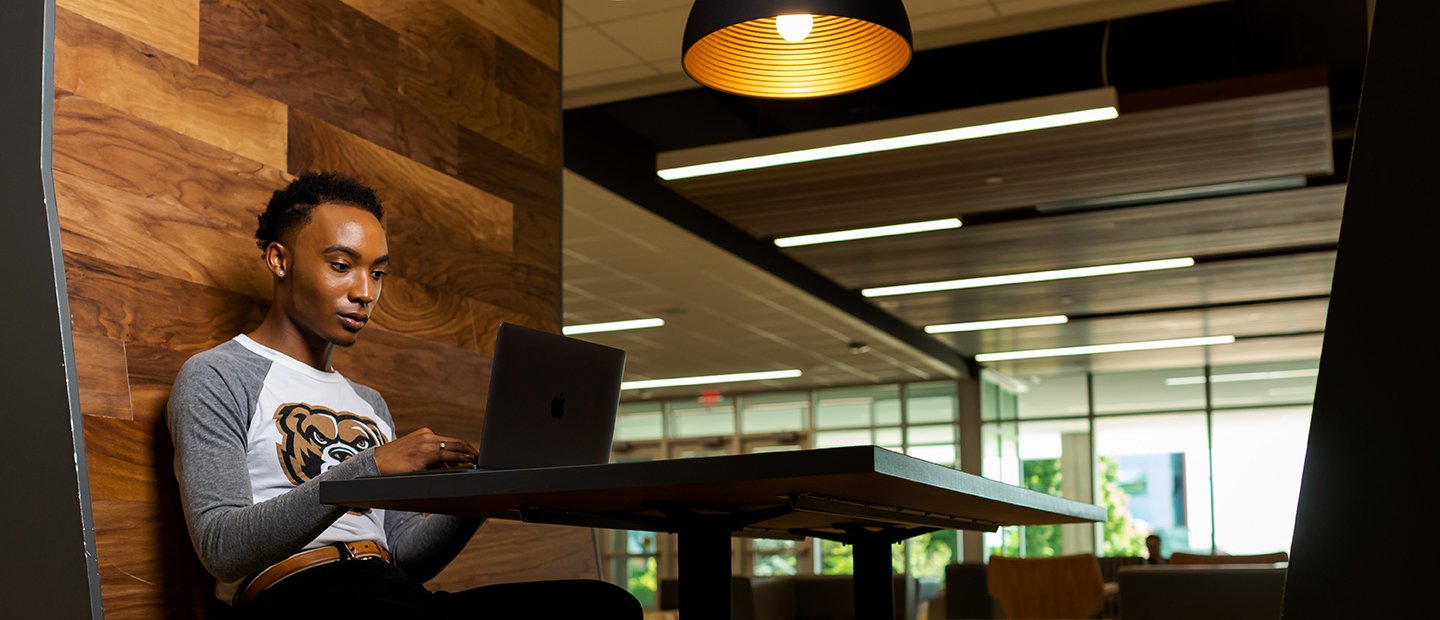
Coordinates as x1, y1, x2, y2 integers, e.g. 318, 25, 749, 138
681, 0, 914, 99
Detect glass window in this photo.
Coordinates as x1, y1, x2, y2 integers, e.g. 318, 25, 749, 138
815, 386, 901, 429
614, 402, 664, 442
1093, 368, 1206, 414
1017, 373, 1089, 419
988, 418, 1093, 558
752, 538, 801, 576
907, 424, 955, 445
739, 391, 809, 434
982, 370, 1025, 422
907, 444, 956, 467
875, 427, 902, 446
906, 382, 957, 423
1211, 407, 1311, 555
669, 400, 734, 438
815, 429, 871, 448
1094, 413, 1212, 558
1209, 361, 1320, 408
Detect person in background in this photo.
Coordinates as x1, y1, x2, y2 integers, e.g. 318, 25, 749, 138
1145, 534, 1168, 565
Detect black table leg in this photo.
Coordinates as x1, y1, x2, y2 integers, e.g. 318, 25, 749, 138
678, 527, 732, 620
851, 535, 896, 620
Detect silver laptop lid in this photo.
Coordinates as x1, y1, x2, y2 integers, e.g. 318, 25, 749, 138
477, 322, 626, 469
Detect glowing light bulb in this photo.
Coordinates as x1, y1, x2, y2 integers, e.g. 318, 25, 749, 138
776, 14, 813, 42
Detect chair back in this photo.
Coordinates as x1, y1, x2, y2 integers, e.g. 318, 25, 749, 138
986, 554, 1106, 619
1169, 551, 1289, 565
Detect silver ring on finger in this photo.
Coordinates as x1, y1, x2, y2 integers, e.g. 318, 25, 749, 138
439, 441, 446, 451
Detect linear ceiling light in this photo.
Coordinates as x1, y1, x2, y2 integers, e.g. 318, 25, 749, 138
775, 218, 961, 248
1164, 368, 1319, 386
862, 257, 1195, 298
562, 318, 666, 336
925, 315, 1069, 334
682, 0, 914, 100
621, 369, 803, 391
975, 336, 1236, 363
657, 88, 1119, 181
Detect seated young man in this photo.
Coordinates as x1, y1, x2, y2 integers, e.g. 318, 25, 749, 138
167, 172, 640, 618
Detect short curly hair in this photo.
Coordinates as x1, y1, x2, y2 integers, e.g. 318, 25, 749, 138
255, 172, 384, 250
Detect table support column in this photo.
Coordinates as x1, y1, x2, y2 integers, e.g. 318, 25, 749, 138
677, 526, 733, 620
851, 534, 897, 620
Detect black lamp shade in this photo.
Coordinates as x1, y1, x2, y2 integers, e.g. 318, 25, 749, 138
682, 0, 914, 99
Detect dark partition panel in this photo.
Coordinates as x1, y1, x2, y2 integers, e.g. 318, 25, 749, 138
1284, 1, 1439, 616
0, 0, 102, 617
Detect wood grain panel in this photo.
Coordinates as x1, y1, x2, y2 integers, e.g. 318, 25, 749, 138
371, 275, 480, 352
346, 0, 557, 167
458, 124, 559, 212
56, 170, 268, 298
53, 92, 291, 233
65, 251, 265, 350
126, 343, 208, 424
472, 299, 556, 356
495, 36, 558, 115
54, 6, 287, 170
437, 0, 559, 70
287, 111, 556, 317
84, 415, 164, 504
200, 0, 458, 176
93, 500, 216, 620
74, 333, 133, 420
429, 521, 599, 589
57, 0, 201, 64
332, 327, 491, 414
205, 0, 399, 88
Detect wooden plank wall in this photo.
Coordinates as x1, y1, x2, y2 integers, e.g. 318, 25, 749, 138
52, 1, 585, 616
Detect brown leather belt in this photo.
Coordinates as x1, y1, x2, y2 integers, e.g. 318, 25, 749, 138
236, 540, 391, 607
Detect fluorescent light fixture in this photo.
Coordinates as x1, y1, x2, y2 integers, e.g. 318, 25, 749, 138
657, 88, 1119, 181
1036, 176, 1309, 213
776, 218, 961, 248
975, 336, 1235, 363
926, 315, 1069, 334
863, 257, 1195, 298
562, 318, 665, 336
1165, 368, 1319, 386
621, 369, 803, 391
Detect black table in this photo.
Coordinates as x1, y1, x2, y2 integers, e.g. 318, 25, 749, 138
320, 445, 1105, 620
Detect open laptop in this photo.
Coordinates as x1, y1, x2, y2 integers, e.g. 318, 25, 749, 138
469, 322, 626, 469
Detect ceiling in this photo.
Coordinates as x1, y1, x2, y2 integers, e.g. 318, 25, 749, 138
559, 0, 1369, 398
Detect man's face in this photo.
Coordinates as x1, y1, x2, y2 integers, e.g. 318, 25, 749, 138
280, 202, 388, 347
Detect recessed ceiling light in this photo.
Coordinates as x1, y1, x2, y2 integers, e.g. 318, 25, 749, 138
862, 257, 1196, 298
621, 369, 803, 391
657, 88, 1119, 180
562, 318, 665, 336
975, 336, 1236, 362
775, 218, 961, 248
925, 315, 1069, 334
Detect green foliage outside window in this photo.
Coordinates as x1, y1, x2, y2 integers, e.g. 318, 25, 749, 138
627, 556, 657, 609
996, 456, 1146, 557
1099, 456, 1147, 556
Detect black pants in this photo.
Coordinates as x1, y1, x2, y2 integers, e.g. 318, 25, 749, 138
242, 559, 642, 619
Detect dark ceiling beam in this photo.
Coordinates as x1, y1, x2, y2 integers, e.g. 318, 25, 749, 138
564, 109, 979, 377
1066, 294, 1331, 323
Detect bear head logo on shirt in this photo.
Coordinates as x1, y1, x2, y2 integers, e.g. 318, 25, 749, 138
273, 402, 388, 486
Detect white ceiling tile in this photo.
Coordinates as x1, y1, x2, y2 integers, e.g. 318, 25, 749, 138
566, 0, 695, 24
563, 6, 589, 29
565, 64, 661, 90
563, 26, 646, 76
597, 7, 690, 63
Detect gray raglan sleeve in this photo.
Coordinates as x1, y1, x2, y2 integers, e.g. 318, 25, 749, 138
356, 385, 485, 582
167, 354, 380, 582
